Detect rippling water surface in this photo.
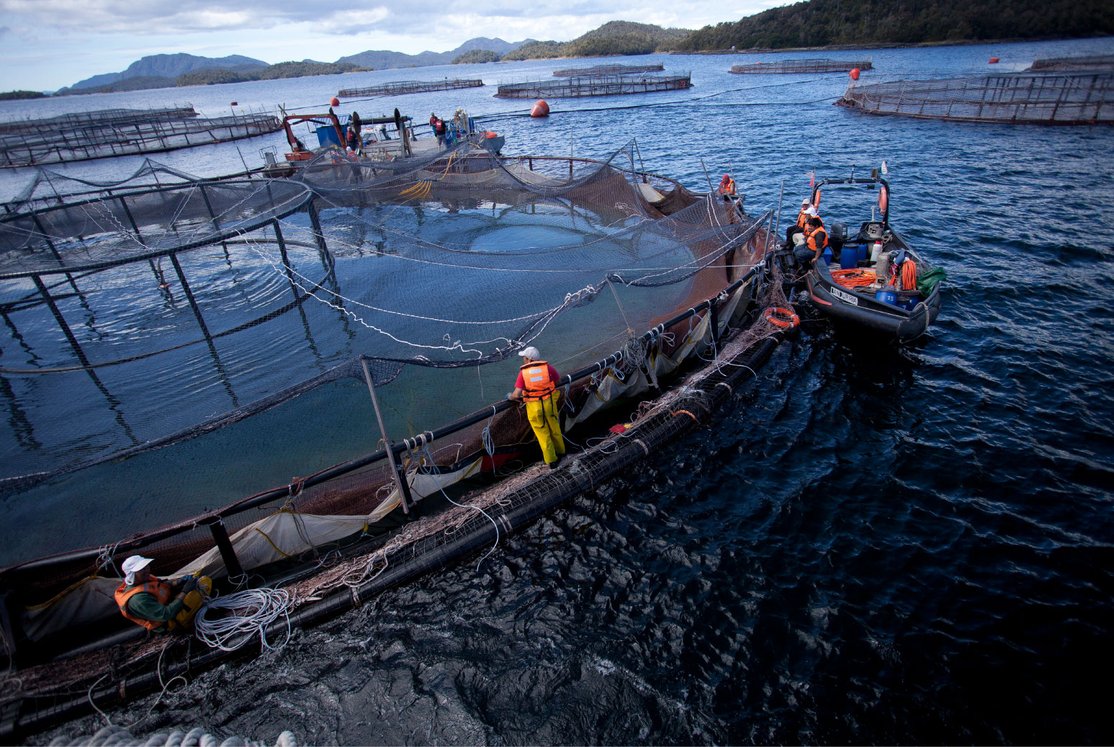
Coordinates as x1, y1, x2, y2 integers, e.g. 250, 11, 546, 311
8, 37, 1114, 744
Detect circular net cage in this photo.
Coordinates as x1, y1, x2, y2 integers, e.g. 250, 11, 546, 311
0, 139, 769, 587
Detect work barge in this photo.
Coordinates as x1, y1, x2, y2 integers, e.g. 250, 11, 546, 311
0, 142, 792, 739
0, 106, 281, 168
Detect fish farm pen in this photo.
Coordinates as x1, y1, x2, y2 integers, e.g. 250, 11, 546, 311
729, 59, 873, 74
336, 78, 485, 98
835, 71, 1113, 124
0, 140, 784, 736
495, 73, 692, 99
0, 106, 281, 167
1028, 54, 1114, 72
552, 63, 665, 77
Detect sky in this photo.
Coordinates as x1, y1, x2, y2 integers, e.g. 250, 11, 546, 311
0, 0, 787, 92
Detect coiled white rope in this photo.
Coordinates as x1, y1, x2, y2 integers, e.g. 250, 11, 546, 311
193, 588, 293, 653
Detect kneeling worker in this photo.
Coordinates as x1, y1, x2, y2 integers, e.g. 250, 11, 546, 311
508, 346, 566, 469
115, 555, 211, 633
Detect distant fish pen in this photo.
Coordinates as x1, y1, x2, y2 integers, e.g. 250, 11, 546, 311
1028, 54, 1114, 72
0, 106, 281, 168
730, 58, 873, 74
337, 78, 485, 98
835, 72, 1113, 124
552, 63, 665, 77
495, 73, 692, 99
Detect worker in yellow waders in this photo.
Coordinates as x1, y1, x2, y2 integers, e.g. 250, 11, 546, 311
508, 346, 566, 469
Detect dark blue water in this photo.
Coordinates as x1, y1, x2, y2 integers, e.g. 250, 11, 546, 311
13, 38, 1114, 744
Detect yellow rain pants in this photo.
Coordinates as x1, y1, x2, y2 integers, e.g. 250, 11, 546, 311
526, 391, 565, 465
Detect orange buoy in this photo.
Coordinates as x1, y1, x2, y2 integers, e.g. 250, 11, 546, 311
878, 184, 889, 214
484, 130, 498, 139
849, 68, 861, 81
989, 57, 1000, 64
531, 100, 550, 118
330, 96, 340, 107
764, 307, 800, 330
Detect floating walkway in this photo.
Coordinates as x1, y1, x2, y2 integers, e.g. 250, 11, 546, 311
552, 63, 664, 77
730, 58, 873, 74
495, 73, 692, 99
0, 106, 281, 168
337, 78, 485, 98
835, 71, 1113, 124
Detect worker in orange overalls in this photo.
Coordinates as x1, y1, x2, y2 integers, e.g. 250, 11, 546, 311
114, 555, 211, 633
508, 346, 566, 469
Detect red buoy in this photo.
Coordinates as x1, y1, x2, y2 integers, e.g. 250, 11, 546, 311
330, 96, 340, 107
989, 57, 1000, 64
531, 100, 550, 118
849, 68, 861, 81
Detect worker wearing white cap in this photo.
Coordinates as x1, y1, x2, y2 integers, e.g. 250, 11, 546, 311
114, 555, 211, 633
785, 198, 814, 248
507, 346, 566, 469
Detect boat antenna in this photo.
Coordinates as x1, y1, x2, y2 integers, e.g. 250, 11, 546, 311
700, 158, 714, 194
774, 178, 785, 251
234, 145, 250, 175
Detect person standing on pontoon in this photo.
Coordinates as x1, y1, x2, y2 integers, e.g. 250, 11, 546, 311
508, 346, 566, 470
114, 555, 211, 633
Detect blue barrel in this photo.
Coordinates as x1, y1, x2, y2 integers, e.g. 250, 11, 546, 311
822, 247, 833, 264
875, 287, 898, 305
839, 245, 860, 269
316, 125, 343, 148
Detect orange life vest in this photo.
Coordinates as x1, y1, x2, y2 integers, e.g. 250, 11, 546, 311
520, 361, 556, 401
115, 578, 174, 632
719, 177, 736, 197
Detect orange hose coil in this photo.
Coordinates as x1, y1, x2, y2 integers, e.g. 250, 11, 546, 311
830, 268, 877, 288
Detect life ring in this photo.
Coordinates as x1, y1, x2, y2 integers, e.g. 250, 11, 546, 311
764, 306, 800, 330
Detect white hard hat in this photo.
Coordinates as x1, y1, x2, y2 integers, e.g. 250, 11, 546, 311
801, 198, 811, 206
804, 206, 818, 217
518, 346, 541, 360
122, 555, 153, 583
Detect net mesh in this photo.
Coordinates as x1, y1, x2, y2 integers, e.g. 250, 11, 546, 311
0, 140, 771, 621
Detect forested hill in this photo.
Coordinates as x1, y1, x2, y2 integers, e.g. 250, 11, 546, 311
678, 0, 1114, 50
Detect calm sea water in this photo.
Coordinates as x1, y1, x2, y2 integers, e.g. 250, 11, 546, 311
9, 38, 1114, 744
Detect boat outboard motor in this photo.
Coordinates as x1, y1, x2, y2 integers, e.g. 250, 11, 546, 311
828, 222, 847, 263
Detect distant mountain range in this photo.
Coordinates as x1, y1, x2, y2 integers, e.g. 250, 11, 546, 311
26, 2, 1113, 96
58, 40, 533, 94
63, 53, 268, 93
336, 37, 533, 70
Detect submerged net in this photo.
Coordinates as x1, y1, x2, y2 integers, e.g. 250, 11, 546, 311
0, 139, 764, 551
0, 140, 774, 660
